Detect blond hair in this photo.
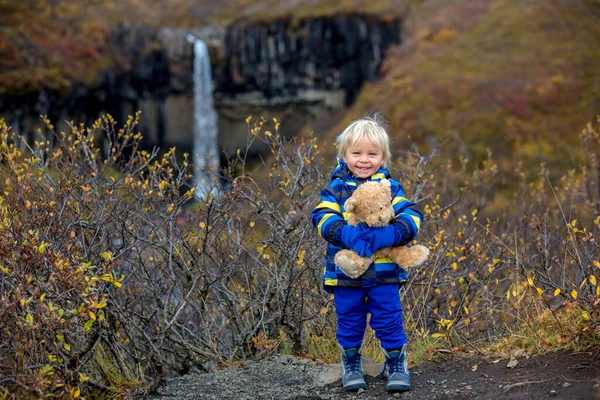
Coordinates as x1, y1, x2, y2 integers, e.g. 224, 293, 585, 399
336, 114, 392, 166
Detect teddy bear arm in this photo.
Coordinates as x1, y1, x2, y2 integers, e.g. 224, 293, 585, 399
334, 249, 372, 279
390, 245, 430, 269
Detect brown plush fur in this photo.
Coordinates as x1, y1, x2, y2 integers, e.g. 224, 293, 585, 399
334, 179, 430, 279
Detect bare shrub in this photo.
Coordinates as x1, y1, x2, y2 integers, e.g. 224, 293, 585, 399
396, 121, 600, 351
1, 112, 599, 398
0, 115, 333, 398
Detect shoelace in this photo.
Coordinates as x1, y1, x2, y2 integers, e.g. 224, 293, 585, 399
344, 353, 362, 374
387, 357, 402, 373
379, 355, 402, 376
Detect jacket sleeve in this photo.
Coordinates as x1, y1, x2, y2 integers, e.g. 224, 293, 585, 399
390, 181, 424, 245
311, 182, 347, 247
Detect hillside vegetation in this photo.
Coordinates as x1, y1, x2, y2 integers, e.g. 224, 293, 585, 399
342, 0, 600, 182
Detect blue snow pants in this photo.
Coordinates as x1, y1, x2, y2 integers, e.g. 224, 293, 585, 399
333, 284, 407, 350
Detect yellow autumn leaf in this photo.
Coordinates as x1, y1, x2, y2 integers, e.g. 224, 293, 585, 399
536, 287, 544, 296
38, 241, 49, 254
582, 311, 590, 320
571, 290, 578, 300
527, 277, 534, 286
590, 275, 597, 286
554, 288, 561, 297
319, 307, 327, 314
593, 260, 600, 269
431, 333, 446, 339
506, 290, 511, 300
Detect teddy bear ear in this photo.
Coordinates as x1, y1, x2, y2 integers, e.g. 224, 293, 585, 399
344, 197, 355, 213
380, 179, 391, 188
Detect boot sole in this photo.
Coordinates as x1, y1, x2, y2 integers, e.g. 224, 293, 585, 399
386, 384, 411, 392
343, 379, 368, 391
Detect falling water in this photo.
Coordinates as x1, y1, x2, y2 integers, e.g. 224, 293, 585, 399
187, 34, 219, 198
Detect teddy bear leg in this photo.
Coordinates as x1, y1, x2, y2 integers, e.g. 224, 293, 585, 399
391, 245, 430, 269
334, 250, 372, 279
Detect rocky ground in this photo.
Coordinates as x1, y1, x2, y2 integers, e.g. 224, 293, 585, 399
141, 350, 599, 400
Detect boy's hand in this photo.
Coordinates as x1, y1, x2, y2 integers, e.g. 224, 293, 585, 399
339, 223, 369, 249
352, 237, 376, 258
363, 225, 402, 251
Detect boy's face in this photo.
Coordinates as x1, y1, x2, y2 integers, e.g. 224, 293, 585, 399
343, 139, 385, 179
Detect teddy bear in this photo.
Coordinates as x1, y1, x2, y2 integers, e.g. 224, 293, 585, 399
334, 179, 430, 279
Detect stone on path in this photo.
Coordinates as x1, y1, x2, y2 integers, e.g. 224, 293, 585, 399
316, 357, 384, 386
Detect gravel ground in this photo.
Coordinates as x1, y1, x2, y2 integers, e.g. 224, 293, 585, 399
141, 350, 599, 400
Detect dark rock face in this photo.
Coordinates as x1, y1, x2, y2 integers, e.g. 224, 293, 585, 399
1, 16, 401, 157
217, 16, 401, 106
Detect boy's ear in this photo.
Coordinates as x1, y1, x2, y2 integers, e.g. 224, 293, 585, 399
344, 197, 355, 213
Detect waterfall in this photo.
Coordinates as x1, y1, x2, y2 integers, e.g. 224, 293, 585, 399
187, 34, 219, 198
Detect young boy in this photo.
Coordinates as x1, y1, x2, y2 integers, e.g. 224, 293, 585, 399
311, 115, 424, 392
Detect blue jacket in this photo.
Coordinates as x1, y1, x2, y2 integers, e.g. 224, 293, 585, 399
311, 159, 424, 293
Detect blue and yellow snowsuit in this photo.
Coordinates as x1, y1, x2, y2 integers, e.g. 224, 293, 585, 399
311, 159, 424, 350
311, 159, 423, 294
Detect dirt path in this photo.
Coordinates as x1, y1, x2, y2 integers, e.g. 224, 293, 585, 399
142, 350, 599, 400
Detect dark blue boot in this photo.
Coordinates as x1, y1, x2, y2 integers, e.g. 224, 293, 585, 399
339, 347, 367, 391
382, 346, 410, 392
